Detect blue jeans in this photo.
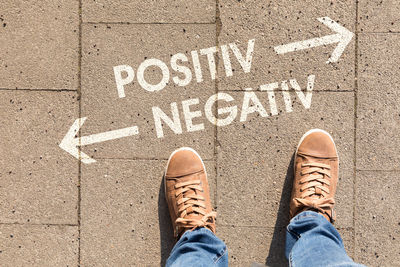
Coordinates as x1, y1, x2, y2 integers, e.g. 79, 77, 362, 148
286, 211, 364, 267
166, 211, 363, 267
166, 227, 228, 266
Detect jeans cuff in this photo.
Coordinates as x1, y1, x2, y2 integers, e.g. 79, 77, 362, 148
180, 227, 214, 239
291, 210, 325, 223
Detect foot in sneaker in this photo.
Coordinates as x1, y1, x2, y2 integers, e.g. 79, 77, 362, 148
290, 129, 339, 223
164, 147, 217, 238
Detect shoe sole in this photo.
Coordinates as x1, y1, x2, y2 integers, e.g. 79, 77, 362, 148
164, 147, 208, 198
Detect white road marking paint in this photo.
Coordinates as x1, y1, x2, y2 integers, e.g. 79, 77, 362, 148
113, 65, 134, 98
240, 90, 268, 122
260, 82, 279, 116
291, 75, 315, 109
59, 117, 139, 164
60, 74, 315, 163
113, 39, 255, 98
274, 17, 353, 63
171, 53, 192, 87
204, 93, 238, 127
200, 46, 218, 80
152, 75, 315, 138
281, 81, 293, 113
229, 39, 255, 73
182, 98, 205, 132
66, 17, 348, 164
137, 58, 170, 92
220, 44, 233, 77
191, 50, 203, 83
152, 103, 183, 138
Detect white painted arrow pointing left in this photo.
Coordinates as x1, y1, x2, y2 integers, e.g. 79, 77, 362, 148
59, 117, 139, 164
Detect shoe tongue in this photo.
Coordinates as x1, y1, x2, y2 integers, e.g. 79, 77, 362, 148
303, 155, 325, 164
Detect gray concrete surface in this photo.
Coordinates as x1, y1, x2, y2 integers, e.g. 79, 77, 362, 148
0, 0, 79, 90
0, 0, 399, 266
81, 24, 216, 160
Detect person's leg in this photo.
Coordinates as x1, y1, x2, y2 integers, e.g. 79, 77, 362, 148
164, 147, 228, 267
286, 129, 364, 267
285, 211, 364, 267
166, 228, 228, 266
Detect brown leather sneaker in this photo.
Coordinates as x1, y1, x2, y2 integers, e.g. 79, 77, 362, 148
164, 147, 217, 238
290, 129, 339, 223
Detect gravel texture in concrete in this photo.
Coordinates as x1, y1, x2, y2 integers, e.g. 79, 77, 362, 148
0, 0, 399, 266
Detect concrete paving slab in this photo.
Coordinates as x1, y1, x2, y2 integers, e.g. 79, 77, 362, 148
218, 226, 287, 267
217, 226, 355, 266
355, 171, 400, 266
217, 0, 355, 91
81, 159, 216, 266
0, 224, 78, 266
82, 0, 215, 23
0, 0, 79, 90
340, 228, 356, 260
357, 33, 400, 170
217, 91, 354, 228
3, 0, 400, 265
81, 24, 216, 160
358, 0, 400, 33
0, 90, 79, 224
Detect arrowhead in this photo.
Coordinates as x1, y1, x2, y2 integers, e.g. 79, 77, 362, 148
318, 17, 354, 63
59, 117, 96, 164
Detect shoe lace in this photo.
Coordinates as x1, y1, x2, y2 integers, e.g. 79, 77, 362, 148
294, 162, 335, 214
174, 179, 217, 233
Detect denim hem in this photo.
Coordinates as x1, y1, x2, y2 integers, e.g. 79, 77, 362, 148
291, 210, 323, 222
287, 224, 301, 239
180, 227, 214, 239
213, 247, 227, 263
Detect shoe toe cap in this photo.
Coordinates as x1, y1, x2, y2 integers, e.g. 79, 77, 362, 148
166, 148, 205, 177
297, 130, 337, 158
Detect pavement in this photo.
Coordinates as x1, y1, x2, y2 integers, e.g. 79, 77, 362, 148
0, 0, 399, 266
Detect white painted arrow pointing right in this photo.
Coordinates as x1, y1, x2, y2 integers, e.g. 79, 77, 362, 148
274, 17, 354, 63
